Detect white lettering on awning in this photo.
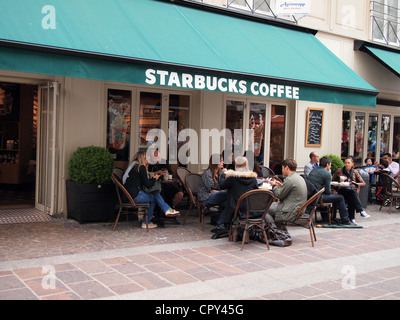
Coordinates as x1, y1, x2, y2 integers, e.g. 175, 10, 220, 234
144, 68, 300, 100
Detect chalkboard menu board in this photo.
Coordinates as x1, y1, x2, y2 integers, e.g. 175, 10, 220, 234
305, 108, 324, 147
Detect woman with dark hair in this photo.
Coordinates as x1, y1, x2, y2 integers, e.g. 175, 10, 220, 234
332, 156, 369, 224
198, 154, 228, 229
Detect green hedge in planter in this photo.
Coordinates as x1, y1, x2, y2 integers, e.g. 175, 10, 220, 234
68, 146, 114, 184
322, 154, 344, 175
67, 146, 116, 223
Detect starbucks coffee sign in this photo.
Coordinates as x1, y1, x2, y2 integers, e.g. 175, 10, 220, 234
145, 68, 300, 100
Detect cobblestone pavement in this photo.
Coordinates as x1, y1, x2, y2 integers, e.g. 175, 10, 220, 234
0, 204, 399, 300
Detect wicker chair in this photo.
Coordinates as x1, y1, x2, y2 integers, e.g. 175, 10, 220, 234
111, 171, 150, 231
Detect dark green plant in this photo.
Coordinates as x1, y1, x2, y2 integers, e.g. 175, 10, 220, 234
322, 154, 344, 175
68, 146, 114, 184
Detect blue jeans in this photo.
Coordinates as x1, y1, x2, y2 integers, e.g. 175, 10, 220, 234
203, 190, 228, 226
134, 191, 171, 224
322, 193, 350, 223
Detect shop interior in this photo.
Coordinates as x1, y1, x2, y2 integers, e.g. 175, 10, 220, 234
0, 82, 37, 209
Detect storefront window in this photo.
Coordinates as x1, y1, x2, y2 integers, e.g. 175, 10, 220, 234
354, 112, 365, 167
269, 105, 285, 175
381, 114, 391, 156
226, 100, 244, 158
169, 94, 190, 165
139, 92, 162, 151
367, 114, 378, 160
341, 111, 351, 159
107, 89, 131, 161
393, 116, 400, 162
249, 103, 266, 164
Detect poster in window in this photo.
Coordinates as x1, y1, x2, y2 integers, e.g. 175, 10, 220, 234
305, 108, 324, 147
107, 89, 131, 161
0, 82, 20, 120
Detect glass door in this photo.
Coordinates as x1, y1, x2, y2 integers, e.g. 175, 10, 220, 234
36, 82, 60, 215
249, 102, 266, 164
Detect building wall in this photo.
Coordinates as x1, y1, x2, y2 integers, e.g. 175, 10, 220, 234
294, 100, 343, 172
298, 0, 370, 41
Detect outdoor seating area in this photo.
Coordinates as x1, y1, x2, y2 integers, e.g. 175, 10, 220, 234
108, 153, 393, 251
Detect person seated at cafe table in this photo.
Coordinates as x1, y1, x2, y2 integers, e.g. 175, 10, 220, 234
218, 156, 259, 230
332, 156, 369, 223
364, 157, 378, 182
198, 154, 228, 231
307, 157, 352, 225
123, 151, 180, 229
265, 158, 307, 229
382, 153, 400, 179
147, 149, 183, 209
304, 151, 319, 177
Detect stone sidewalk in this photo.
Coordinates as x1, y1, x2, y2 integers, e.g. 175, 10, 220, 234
0, 204, 400, 300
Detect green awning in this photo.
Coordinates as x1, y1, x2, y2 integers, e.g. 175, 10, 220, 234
0, 0, 377, 107
361, 45, 400, 78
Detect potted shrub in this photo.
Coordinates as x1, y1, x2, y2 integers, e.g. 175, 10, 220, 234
66, 145, 116, 223
322, 154, 344, 175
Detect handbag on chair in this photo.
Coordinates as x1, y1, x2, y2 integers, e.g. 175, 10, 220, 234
142, 180, 162, 194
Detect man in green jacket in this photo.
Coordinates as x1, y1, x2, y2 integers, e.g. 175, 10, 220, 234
267, 158, 307, 227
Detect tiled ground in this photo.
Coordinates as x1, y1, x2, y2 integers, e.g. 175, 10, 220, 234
0, 204, 400, 300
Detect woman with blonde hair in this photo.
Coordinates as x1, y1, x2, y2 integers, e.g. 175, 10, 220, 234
124, 151, 179, 229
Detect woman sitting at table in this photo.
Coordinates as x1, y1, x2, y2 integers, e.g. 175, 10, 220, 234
219, 156, 259, 227
123, 151, 180, 229
332, 156, 369, 224
147, 149, 184, 209
198, 154, 228, 230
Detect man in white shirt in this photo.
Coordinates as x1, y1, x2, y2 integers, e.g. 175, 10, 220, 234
304, 152, 319, 177
383, 153, 400, 178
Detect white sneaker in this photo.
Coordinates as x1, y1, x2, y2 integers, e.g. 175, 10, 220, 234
360, 211, 370, 218
351, 219, 358, 225
165, 208, 180, 217
142, 222, 157, 229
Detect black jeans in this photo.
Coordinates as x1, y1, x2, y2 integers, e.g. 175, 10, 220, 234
338, 188, 363, 220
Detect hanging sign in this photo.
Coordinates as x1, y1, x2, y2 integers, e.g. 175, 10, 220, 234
275, 0, 312, 15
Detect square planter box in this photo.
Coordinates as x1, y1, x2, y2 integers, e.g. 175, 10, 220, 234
66, 180, 117, 224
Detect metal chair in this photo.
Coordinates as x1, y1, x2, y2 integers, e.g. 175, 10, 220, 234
260, 165, 275, 177
293, 187, 325, 247
111, 172, 150, 231
315, 199, 334, 225
182, 173, 220, 231
379, 173, 400, 214
176, 167, 191, 202
229, 189, 275, 250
